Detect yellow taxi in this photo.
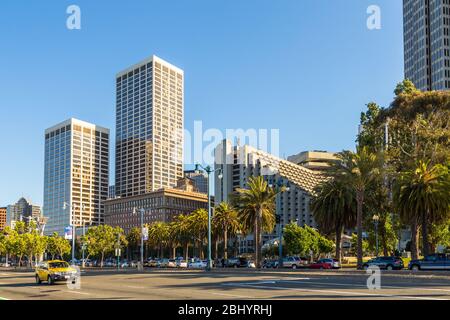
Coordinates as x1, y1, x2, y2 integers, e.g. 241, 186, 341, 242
35, 260, 78, 285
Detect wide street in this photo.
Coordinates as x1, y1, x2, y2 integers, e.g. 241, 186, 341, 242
1, 269, 450, 300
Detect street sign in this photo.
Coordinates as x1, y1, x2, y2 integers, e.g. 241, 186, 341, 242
115, 248, 121, 257
142, 227, 149, 241
64, 226, 73, 240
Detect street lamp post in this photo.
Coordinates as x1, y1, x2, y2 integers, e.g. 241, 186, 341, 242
268, 177, 290, 269
133, 207, 145, 271
195, 164, 222, 271
63, 202, 86, 265
373, 215, 380, 257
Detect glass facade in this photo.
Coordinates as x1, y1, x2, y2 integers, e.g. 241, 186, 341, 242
43, 119, 109, 235
404, 0, 450, 90
115, 55, 184, 198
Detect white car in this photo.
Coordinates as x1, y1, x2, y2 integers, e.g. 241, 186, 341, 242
188, 260, 207, 269
177, 260, 188, 268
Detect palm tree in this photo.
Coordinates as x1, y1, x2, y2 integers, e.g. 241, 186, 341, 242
148, 222, 170, 258
331, 147, 383, 269
311, 177, 357, 264
213, 202, 241, 260
188, 209, 208, 259
394, 161, 450, 257
232, 176, 281, 268
172, 214, 192, 260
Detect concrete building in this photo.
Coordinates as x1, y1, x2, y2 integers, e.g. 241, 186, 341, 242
0, 207, 6, 231
6, 197, 42, 228
115, 55, 184, 198
287, 151, 337, 171
403, 0, 450, 91
43, 118, 110, 235
104, 182, 208, 234
214, 140, 325, 253
184, 170, 208, 194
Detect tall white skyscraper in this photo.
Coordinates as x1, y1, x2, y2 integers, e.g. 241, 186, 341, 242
115, 55, 184, 197
404, 0, 450, 91
43, 118, 110, 235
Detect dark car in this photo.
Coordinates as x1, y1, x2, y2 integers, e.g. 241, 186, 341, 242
363, 256, 404, 270
409, 254, 450, 271
224, 257, 248, 268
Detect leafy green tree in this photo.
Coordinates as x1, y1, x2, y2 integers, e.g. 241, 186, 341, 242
283, 223, 312, 256
213, 202, 241, 260
84, 225, 126, 267
47, 233, 71, 260
394, 79, 420, 96
232, 176, 281, 268
350, 233, 369, 256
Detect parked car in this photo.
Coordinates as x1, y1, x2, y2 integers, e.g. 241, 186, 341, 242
246, 260, 256, 268
409, 254, 450, 271
262, 260, 278, 269
158, 258, 170, 268
168, 259, 177, 268
363, 256, 404, 270
188, 259, 207, 269
176, 260, 188, 268
224, 257, 248, 268
309, 259, 340, 269
274, 256, 306, 269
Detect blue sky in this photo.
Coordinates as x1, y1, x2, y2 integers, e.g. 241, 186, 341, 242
0, 0, 404, 206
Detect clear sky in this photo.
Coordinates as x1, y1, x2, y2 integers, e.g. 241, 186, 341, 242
0, 0, 404, 207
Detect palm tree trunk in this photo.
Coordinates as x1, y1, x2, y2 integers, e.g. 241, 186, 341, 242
172, 246, 176, 259
410, 221, 419, 260
184, 243, 189, 261
421, 212, 430, 256
215, 238, 219, 260
356, 191, 364, 269
335, 225, 342, 264
224, 230, 228, 260
255, 208, 263, 268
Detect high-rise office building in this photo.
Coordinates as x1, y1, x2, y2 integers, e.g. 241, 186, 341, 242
43, 118, 110, 235
115, 55, 184, 198
6, 197, 42, 228
403, 0, 450, 91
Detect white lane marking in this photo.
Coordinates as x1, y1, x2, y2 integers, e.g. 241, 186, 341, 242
0, 297, 10, 300
125, 285, 145, 289
211, 292, 254, 299
222, 283, 449, 301
63, 290, 90, 295
280, 279, 450, 293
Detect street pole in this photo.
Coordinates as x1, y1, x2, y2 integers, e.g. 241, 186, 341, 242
278, 221, 283, 267
207, 169, 212, 271
375, 221, 379, 257
140, 208, 144, 271
117, 232, 120, 272
81, 221, 86, 268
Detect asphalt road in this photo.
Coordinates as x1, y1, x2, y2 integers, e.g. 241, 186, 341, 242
1, 269, 450, 300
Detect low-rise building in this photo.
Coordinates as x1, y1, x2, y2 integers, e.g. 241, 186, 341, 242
287, 151, 338, 171
104, 182, 208, 234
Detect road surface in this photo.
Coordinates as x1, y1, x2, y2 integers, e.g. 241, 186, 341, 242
1, 269, 450, 300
